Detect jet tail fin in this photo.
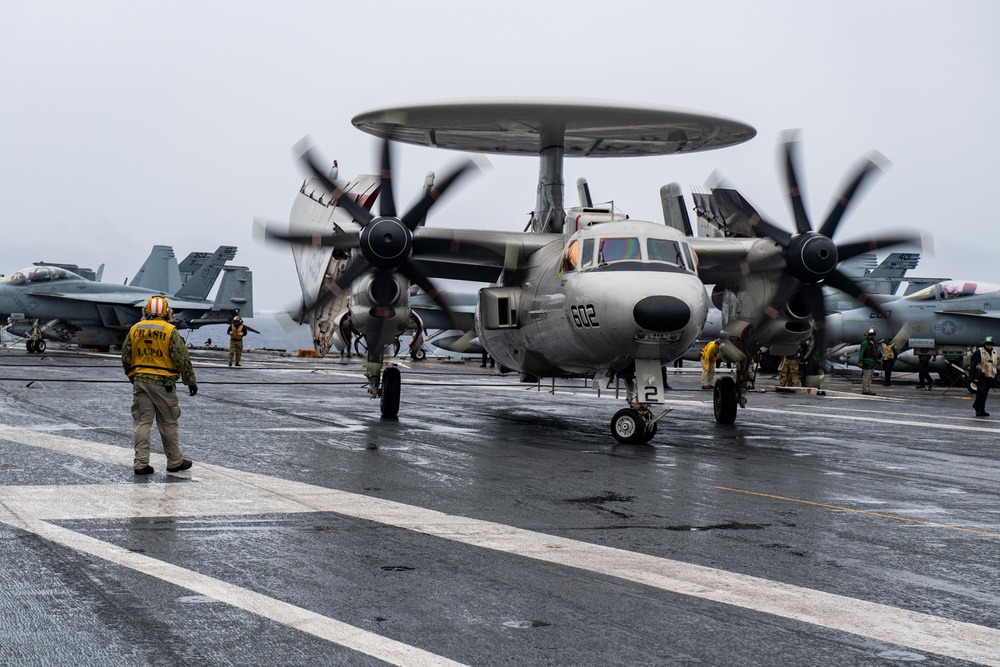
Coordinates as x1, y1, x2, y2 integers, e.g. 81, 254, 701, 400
130, 245, 182, 292
175, 246, 238, 299
659, 182, 693, 236
212, 266, 253, 317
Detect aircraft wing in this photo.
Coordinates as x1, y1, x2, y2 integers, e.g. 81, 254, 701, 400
37, 290, 213, 311
413, 228, 562, 283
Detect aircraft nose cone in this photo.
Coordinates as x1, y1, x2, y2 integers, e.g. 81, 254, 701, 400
633, 295, 691, 332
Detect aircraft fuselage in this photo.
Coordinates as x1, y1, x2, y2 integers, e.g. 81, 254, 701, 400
477, 221, 709, 378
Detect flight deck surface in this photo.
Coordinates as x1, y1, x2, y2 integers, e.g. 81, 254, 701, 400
1, 348, 998, 666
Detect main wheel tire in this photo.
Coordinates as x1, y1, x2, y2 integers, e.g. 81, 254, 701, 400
713, 376, 738, 424
26, 340, 35, 353
611, 408, 645, 444
35, 340, 46, 353
380, 366, 401, 419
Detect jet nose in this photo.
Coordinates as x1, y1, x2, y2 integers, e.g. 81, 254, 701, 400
632, 295, 691, 332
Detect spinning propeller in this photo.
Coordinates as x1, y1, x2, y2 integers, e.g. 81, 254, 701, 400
729, 133, 918, 357
260, 134, 479, 351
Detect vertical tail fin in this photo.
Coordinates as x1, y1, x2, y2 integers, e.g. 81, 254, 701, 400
659, 183, 693, 236
212, 266, 253, 317
130, 246, 181, 292
174, 246, 237, 299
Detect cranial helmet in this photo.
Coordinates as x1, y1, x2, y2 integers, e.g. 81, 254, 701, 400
866, 328, 876, 336
144, 296, 172, 319
985, 336, 995, 345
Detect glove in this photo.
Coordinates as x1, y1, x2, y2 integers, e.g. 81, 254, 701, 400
189, 384, 198, 396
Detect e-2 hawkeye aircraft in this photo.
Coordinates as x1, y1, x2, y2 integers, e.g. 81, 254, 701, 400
260, 99, 916, 443
1, 245, 253, 351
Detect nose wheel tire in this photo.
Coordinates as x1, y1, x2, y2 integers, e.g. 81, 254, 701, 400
713, 376, 738, 424
611, 408, 647, 444
380, 366, 401, 419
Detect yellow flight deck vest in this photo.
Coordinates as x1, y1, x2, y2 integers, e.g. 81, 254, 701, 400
128, 320, 179, 378
230, 323, 245, 340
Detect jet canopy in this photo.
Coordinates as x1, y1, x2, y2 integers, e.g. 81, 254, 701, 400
1, 266, 85, 285
904, 280, 1000, 301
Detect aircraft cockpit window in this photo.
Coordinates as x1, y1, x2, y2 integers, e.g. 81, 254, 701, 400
581, 238, 595, 269
598, 237, 641, 264
561, 240, 581, 273
0, 266, 81, 285
647, 239, 687, 268
938, 280, 1000, 299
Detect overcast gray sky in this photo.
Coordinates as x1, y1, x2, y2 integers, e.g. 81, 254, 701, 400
1, 1, 997, 310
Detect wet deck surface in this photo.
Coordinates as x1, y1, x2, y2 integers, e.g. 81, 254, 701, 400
2, 347, 999, 666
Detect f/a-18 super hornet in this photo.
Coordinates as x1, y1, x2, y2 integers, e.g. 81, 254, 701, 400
1, 245, 253, 352
259, 98, 918, 443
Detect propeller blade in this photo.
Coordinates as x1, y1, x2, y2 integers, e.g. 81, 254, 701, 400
745, 252, 788, 274
398, 258, 458, 329
817, 156, 883, 239
835, 233, 920, 263
363, 312, 388, 360
334, 255, 373, 291
294, 139, 375, 226
747, 213, 792, 247
379, 135, 396, 218
761, 273, 801, 325
400, 158, 478, 230
260, 227, 361, 251
782, 135, 812, 235
823, 268, 893, 320
801, 283, 827, 358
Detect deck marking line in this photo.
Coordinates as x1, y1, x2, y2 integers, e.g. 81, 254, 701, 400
715, 487, 1000, 537
2, 425, 1000, 666
746, 407, 1000, 433
0, 515, 466, 667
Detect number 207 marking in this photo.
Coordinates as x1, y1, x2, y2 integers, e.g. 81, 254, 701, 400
570, 304, 599, 328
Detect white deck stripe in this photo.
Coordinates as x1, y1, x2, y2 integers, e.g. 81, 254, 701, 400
2, 425, 999, 665
0, 516, 465, 667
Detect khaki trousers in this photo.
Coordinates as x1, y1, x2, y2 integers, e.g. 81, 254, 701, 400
131, 381, 184, 469
701, 365, 716, 388
229, 339, 243, 364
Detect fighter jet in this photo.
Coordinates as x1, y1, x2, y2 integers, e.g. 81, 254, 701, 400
1, 245, 253, 352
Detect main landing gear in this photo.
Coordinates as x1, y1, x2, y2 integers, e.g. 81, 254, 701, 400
713, 358, 753, 424
25, 338, 47, 354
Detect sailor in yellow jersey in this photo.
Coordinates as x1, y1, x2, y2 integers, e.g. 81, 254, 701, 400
121, 296, 198, 475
